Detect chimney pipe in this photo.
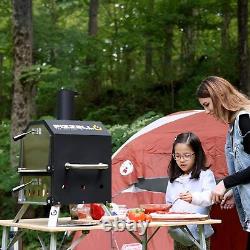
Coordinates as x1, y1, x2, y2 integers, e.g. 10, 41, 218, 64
56, 89, 78, 120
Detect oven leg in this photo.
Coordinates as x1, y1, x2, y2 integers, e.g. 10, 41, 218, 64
50, 232, 57, 250
13, 204, 30, 223
1, 226, 8, 250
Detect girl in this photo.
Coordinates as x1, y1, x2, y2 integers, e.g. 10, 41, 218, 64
196, 76, 250, 249
166, 132, 216, 250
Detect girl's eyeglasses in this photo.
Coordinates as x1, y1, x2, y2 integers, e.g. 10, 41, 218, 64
172, 153, 195, 161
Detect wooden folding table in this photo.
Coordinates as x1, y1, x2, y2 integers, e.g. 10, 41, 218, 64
0, 217, 221, 250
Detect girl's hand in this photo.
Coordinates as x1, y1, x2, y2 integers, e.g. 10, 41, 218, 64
179, 191, 192, 203
220, 190, 235, 209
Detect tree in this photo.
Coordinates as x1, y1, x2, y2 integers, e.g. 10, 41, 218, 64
86, 0, 101, 98
11, 0, 33, 167
237, 0, 249, 93
144, 0, 154, 79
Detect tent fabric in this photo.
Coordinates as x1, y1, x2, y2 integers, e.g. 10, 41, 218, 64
113, 110, 204, 158
112, 110, 227, 196
74, 110, 247, 250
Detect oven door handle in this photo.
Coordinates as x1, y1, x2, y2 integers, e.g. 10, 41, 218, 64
65, 163, 108, 170
12, 180, 33, 192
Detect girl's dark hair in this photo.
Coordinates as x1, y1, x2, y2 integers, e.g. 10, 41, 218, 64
168, 132, 209, 183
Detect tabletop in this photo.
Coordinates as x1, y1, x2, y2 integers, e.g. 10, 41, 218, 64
0, 217, 221, 233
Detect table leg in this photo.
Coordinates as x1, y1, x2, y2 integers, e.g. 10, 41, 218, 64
1, 226, 8, 250
127, 226, 160, 250
141, 228, 148, 250
50, 232, 57, 250
66, 231, 90, 250
180, 226, 206, 250
197, 224, 206, 250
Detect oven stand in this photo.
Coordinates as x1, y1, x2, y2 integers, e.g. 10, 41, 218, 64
48, 205, 61, 227
13, 204, 61, 227
4, 204, 30, 250
13, 204, 30, 223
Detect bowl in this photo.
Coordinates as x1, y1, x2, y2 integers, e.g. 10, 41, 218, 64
140, 204, 171, 214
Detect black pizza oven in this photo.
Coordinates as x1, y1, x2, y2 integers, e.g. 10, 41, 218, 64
13, 90, 112, 208
16, 120, 111, 206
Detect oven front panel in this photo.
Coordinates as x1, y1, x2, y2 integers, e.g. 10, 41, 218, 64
18, 176, 51, 205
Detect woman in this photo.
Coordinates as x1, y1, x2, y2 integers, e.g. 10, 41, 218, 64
196, 76, 250, 249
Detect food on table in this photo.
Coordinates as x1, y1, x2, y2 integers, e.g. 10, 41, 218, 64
106, 202, 128, 216
77, 204, 91, 219
144, 214, 152, 222
140, 204, 172, 214
69, 204, 78, 220
127, 208, 152, 222
90, 203, 105, 220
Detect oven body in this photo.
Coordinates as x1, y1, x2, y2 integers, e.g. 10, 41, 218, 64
17, 120, 112, 206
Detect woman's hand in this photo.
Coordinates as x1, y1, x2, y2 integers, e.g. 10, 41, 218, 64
220, 190, 235, 209
211, 180, 226, 204
179, 191, 192, 203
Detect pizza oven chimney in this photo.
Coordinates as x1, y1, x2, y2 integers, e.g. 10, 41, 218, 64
56, 89, 77, 120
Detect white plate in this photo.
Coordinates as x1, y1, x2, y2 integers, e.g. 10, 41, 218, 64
150, 212, 208, 220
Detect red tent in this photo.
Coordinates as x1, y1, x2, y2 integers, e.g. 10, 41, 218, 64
74, 110, 248, 250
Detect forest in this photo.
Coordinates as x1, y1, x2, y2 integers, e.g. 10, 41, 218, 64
0, 0, 249, 248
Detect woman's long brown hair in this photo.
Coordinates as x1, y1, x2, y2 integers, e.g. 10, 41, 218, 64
196, 76, 250, 123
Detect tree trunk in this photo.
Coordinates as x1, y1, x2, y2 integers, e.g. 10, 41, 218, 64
163, 25, 174, 110
221, 0, 231, 51
88, 0, 99, 36
0, 53, 3, 112
237, 0, 249, 93
47, 0, 58, 65
145, 0, 154, 79
86, 0, 100, 99
180, 8, 197, 69
181, 25, 196, 64
11, 0, 33, 167
163, 25, 174, 81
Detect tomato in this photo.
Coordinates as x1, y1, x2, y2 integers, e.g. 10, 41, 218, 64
145, 214, 152, 222
90, 203, 105, 220
127, 209, 146, 222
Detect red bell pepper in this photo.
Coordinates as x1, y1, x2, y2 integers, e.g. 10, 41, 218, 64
90, 203, 105, 220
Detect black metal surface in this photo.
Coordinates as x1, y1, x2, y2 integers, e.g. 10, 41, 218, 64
17, 120, 112, 205
56, 89, 77, 120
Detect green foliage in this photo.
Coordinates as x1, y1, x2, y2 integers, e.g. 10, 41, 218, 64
108, 111, 164, 153
175, 76, 203, 110
19, 64, 60, 83
0, 121, 18, 191
0, 0, 245, 122
0, 120, 18, 219
85, 105, 120, 124
0, 1, 247, 248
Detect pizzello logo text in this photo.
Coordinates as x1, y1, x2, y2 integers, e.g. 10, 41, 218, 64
101, 217, 149, 235
53, 124, 102, 131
